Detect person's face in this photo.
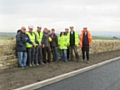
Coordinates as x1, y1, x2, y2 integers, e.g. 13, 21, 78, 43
83, 28, 87, 32
21, 27, 26, 33
62, 32, 64, 35
29, 28, 33, 33
37, 27, 42, 32
52, 30, 55, 34
65, 29, 69, 33
45, 29, 48, 33
70, 27, 74, 31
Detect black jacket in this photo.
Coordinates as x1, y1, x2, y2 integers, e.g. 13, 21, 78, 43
16, 30, 28, 52
50, 33, 58, 47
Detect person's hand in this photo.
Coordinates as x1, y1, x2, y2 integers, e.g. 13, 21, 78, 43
39, 43, 41, 46
32, 43, 35, 47
89, 43, 92, 47
42, 44, 45, 48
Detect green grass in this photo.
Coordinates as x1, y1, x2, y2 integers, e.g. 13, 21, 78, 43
92, 36, 118, 40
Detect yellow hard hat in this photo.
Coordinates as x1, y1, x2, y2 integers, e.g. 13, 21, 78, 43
48, 37, 52, 42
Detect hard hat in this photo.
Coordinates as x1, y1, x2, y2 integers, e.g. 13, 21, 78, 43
37, 25, 42, 28
28, 25, 34, 29
48, 37, 52, 42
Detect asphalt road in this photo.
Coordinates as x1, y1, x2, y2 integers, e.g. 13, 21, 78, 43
36, 59, 120, 90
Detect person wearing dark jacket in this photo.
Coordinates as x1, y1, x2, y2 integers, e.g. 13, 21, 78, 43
16, 27, 28, 68
42, 28, 51, 63
50, 28, 58, 62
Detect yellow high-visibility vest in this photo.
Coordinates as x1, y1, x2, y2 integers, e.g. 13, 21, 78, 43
26, 32, 36, 48
34, 31, 43, 46
67, 32, 79, 46
58, 35, 67, 50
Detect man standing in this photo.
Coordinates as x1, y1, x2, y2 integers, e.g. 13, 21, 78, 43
16, 26, 28, 68
68, 26, 79, 62
65, 28, 69, 60
34, 25, 44, 65
50, 28, 58, 62
26, 25, 36, 67
80, 27, 92, 63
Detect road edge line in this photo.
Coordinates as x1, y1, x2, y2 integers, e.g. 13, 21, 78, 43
14, 56, 120, 90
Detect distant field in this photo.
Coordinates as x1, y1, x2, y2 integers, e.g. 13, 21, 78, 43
0, 32, 119, 40
92, 36, 119, 40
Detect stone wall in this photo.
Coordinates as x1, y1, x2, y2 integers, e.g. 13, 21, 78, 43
0, 40, 120, 69
0, 40, 17, 69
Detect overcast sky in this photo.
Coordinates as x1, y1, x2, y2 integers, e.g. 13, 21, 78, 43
0, 0, 120, 32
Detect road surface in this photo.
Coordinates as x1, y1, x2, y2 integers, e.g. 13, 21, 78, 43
36, 59, 120, 90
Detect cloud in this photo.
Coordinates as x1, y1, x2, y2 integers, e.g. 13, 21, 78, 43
0, 0, 120, 32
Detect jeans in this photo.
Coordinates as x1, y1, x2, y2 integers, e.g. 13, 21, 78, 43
17, 52, 27, 67
35, 46, 43, 64
61, 50, 67, 62
51, 46, 58, 62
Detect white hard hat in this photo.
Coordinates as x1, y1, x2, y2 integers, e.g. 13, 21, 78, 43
28, 25, 34, 29
37, 25, 42, 28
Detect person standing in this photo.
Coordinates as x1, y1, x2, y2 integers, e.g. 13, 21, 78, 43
34, 25, 44, 65
68, 26, 79, 62
42, 28, 51, 64
26, 25, 36, 67
65, 28, 69, 60
50, 28, 58, 62
80, 27, 92, 63
16, 26, 28, 68
58, 31, 68, 62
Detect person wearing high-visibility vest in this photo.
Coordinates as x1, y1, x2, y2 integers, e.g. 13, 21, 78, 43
34, 25, 44, 65
80, 27, 92, 64
67, 26, 79, 62
58, 31, 68, 62
26, 25, 36, 67
65, 28, 70, 60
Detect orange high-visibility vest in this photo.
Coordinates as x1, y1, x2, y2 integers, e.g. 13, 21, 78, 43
80, 30, 92, 48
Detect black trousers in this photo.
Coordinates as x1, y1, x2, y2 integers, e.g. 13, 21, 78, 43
67, 47, 69, 59
42, 47, 51, 63
82, 46, 89, 61
27, 47, 35, 64
35, 46, 43, 64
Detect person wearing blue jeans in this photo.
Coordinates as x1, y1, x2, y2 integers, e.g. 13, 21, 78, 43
50, 29, 58, 62
51, 46, 58, 62
17, 52, 27, 67
16, 27, 28, 68
61, 50, 67, 62
58, 31, 68, 62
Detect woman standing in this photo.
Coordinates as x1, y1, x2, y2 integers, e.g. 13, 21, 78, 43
42, 28, 51, 64
58, 31, 68, 62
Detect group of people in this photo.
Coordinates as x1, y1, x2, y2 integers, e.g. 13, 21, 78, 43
16, 25, 92, 68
